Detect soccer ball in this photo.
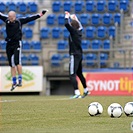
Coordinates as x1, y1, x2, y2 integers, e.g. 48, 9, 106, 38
124, 102, 133, 116
107, 103, 123, 118
88, 102, 103, 116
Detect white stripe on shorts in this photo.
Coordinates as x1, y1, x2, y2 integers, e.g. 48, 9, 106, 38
19, 41, 22, 65
11, 54, 15, 67
70, 55, 74, 75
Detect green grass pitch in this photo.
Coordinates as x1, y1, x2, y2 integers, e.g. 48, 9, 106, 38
0, 96, 132, 133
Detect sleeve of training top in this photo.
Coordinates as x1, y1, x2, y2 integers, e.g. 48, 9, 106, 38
0, 12, 8, 22
19, 14, 41, 25
65, 18, 75, 34
19, 9, 48, 25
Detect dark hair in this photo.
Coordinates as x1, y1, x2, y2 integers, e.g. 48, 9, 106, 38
71, 20, 80, 30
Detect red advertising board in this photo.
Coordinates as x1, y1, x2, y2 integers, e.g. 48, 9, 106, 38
77, 72, 133, 96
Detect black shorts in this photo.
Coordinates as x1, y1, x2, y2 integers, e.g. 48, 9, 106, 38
6, 41, 22, 67
69, 54, 82, 75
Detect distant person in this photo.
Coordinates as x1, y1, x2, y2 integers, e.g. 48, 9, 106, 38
0, 9, 48, 91
64, 11, 90, 98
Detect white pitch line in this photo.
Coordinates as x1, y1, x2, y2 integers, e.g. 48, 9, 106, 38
0, 100, 17, 103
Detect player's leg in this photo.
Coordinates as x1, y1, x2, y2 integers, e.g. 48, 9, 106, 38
14, 41, 22, 86
6, 45, 17, 91
76, 59, 89, 98
69, 55, 80, 98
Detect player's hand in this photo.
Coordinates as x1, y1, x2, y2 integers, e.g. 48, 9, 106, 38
40, 9, 48, 17
65, 11, 70, 18
70, 14, 78, 21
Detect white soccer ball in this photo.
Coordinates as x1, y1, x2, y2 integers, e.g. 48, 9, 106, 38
88, 102, 103, 116
124, 102, 133, 117
107, 103, 123, 118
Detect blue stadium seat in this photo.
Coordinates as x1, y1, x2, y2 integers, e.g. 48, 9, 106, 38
114, 13, 121, 25
100, 53, 108, 66
0, 54, 7, 65
1, 27, 6, 38
0, 19, 3, 25
63, 28, 69, 39
85, 53, 97, 66
108, 0, 118, 12
81, 40, 90, 50
108, 26, 116, 37
47, 14, 56, 25
18, 2, 27, 13
74, 1, 84, 12
31, 41, 41, 50
96, 0, 106, 12
23, 27, 33, 39
7, 2, 17, 11
0, 40, 6, 50
52, 27, 62, 39
119, 0, 129, 12
40, 28, 50, 39
80, 14, 90, 25
22, 40, 30, 50
21, 54, 29, 65
29, 54, 39, 65
92, 40, 102, 49
62, 53, 69, 59
51, 54, 62, 67
86, 26, 96, 39
103, 40, 110, 49
86, 1, 95, 12
28, 2, 38, 13
63, 1, 73, 12
0, 2, 6, 12
97, 26, 107, 39
102, 13, 113, 25
52, 1, 61, 12
57, 40, 68, 50
58, 14, 65, 25
91, 13, 101, 25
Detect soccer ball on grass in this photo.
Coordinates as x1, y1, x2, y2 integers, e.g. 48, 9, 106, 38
88, 102, 103, 116
107, 103, 123, 118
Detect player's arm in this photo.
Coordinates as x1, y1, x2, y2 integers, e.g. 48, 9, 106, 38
64, 11, 75, 34
0, 12, 8, 22
20, 9, 48, 25
70, 14, 83, 31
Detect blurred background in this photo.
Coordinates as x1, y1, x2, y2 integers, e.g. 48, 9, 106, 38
0, 0, 133, 96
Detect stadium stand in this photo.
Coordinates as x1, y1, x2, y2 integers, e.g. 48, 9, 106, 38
0, 40, 6, 50
103, 39, 110, 50
86, 1, 95, 12
0, 2, 6, 12
57, 40, 68, 50
51, 54, 62, 67
40, 28, 50, 39
85, 53, 97, 67
28, 2, 38, 13
22, 40, 31, 50
79, 14, 90, 25
46, 14, 56, 25
21, 54, 29, 65
29, 54, 39, 65
0, 0, 132, 72
31, 41, 41, 50
63, 1, 73, 12
7, 2, 17, 11
81, 40, 90, 50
